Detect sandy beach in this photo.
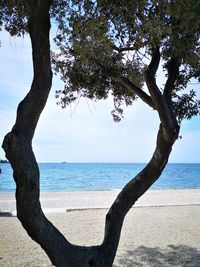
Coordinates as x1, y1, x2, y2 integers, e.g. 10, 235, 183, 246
0, 189, 200, 266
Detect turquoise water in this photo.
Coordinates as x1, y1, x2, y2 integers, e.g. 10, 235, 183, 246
0, 163, 200, 192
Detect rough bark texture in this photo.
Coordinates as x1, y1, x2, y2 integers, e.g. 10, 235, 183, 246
2, 3, 180, 267
2, 1, 73, 266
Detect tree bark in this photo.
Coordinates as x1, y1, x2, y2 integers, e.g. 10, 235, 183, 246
2, 2, 100, 266
2, 1, 73, 266
2, 2, 180, 267
88, 122, 179, 267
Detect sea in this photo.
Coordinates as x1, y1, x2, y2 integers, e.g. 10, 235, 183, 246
0, 163, 200, 192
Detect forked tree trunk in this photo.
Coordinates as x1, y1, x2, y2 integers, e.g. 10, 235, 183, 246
2, 1, 180, 267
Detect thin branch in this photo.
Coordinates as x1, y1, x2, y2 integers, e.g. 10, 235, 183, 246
136, 50, 150, 61
113, 46, 150, 61
112, 75, 155, 109
113, 45, 136, 52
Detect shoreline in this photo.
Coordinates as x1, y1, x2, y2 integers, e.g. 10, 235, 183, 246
0, 205, 200, 266
1, 188, 200, 215
0, 189, 200, 266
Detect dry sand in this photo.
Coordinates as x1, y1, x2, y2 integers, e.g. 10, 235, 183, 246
0, 190, 200, 266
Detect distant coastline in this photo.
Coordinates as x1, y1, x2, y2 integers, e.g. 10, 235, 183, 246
0, 159, 9, 164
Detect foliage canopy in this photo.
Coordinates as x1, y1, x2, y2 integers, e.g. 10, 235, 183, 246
1, 0, 200, 122
52, 0, 200, 122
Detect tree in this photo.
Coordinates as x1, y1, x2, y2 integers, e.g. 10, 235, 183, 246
1, 1, 200, 266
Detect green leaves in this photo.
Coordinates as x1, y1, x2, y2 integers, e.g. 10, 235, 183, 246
0, 1, 28, 36
173, 90, 200, 123
2, 0, 200, 122
52, 0, 147, 120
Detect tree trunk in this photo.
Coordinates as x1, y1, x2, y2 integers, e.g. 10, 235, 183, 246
2, 1, 73, 265
2, 2, 180, 267
88, 123, 179, 267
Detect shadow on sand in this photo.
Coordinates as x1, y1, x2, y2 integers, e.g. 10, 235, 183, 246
114, 245, 200, 267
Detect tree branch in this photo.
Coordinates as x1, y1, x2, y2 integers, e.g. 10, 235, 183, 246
92, 123, 179, 266
144, 47, 175, 134
112, 75, 155, 109
146, 46, 160, 77
113, 45, 136, 52
113, 46, 150, 60
11, 0, 53, 140
2, 1, 76, 265
163, 57, 180, 103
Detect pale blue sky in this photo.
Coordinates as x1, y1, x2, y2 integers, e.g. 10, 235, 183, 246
0, 30, 200, 163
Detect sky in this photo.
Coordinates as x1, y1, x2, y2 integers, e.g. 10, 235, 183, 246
0, 30, 200, 163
